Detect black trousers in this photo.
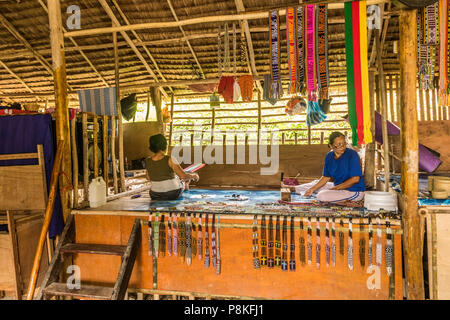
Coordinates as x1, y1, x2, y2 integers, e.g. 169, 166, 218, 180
149, 188, 183, 201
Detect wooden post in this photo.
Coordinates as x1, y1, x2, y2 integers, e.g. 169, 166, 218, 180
6, 211, 21, 299
211, 107, 215, 144
425, 89, 431, 122
431, 88, 437, 121
93, 115, 98, 178
418, 88, 424, 121
111, 116, 118, 194
82, 112, 89, 202
257, 91, 262, 143
70, 116, 79, 208
145, 90, 150, 121
114, 30, 126, 192
307, 125, 311, 145
396, 75, 401, 124
295, 132, 298, 145
388, 75, 394, 121
364, 70, 376, 189
399, 9, 424, 300
168, 93, 174, 146
375, 28, 390, 192
48, 0, 71, 221
103, 115, 109, 196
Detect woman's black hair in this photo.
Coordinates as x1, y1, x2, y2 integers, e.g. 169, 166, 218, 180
149, 134, 167, 153
328, 131, 345, 146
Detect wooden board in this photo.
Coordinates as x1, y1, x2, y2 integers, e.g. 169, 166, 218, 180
74, 213, 403, 300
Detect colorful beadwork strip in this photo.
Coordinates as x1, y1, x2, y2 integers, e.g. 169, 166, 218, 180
173, 213, 178, 256
376, 217, 382, 267
252, 215, 260, 269
438, 0, 449, 106
191, 214, 197, 258
289, 216, 296, 271
148, 214, 153, 256
348, 218, 353, 271
211, 213, 217, 268
331, 217, 336, 267
286, 7, 298, 94
167, 214, 172, 256
307, 217, 312, 266
316, 4, 329, 99
305, 4, 317, 101
204, 214, 210, 268
179, 213, 186, 261
299, 218, 306, 266
159, 215, 165, 258
386, 219, 393, 276
316, 217, 321, 269
275, 215, 281, 267
359, 219, 365, 268
268, 215, 275, 268
270, 10, 281, 99
154, 212, 160, 258
216, 214, 221, 275
282, 216, 288, 271
260, 215, 268, 267
198, 214, 203, 260
325, 217, 330, 267
344, 0, 372, 146
297, 5, 305, 93
339, 219, 344, 256
368, 217, 373, 266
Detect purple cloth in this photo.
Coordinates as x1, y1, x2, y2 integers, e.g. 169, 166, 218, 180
0, 114, 64, 237
374, 111, 442, 173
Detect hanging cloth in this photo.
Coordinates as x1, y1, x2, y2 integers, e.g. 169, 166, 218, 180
238, 75, 254, 102
316, 4, 329, 100
438, 0, 449, 106
418, 3, 438, 90
305, 5, 317, 101
306, 100, 326, 126
263, 74, 277, 105
286, 7, 298, 94
218, 76, 235, 103
270, 10, 282, 100
233, 80, 241, 102
344, 0, 372, 146
297, 6, 305, 93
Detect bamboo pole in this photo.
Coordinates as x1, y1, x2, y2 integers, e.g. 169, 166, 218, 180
70, 116, 79, 208
145, 90, 150, 121
431, 88, 437, 121
103, 115, 109, 196
82, 113, 89, 202
425, 89, 431, 121
114, 31, 126, 193
388, 75, 394, 122
396, 75, 401, 123
111, 116, 118, 194
211, 106, 215, 144
418, 88, 424, 121
168, 93, 174, 146
364, 70, 376, 189
375, 28, 390, 191
399, 9, 424, 300
93, 115, 98, 178
257, 91, 262, 143
26, 140, 65, 300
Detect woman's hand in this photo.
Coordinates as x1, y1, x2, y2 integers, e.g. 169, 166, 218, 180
304, 188, 315, 197
190, 173, 199, 182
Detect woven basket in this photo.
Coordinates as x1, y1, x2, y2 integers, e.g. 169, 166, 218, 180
23, 103, 41, 112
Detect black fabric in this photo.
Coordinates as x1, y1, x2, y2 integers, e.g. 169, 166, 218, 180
120, 93, 138, 121
150, 188, 183, 201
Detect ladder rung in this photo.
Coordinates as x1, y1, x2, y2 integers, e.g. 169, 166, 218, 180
43, 282, 114, 300
60, 243, 127, 256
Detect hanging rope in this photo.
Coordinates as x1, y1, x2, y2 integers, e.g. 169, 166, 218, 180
218, 25, 222, 78
233, 22, 237, 75
224, 23, 230, 72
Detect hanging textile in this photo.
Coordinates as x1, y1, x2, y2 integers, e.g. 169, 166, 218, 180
368, 217, 373, 266
297, 6, 305, 93
211, 213, 217, 268
233, 23, 237, 75
376, 217, 382, 266
316, 218, 321, 269
359, 219, 366, 268
438, 0, 449, 106
240, 27, 248, 69
316, 4, 329, 100
348, 218, 353, 271
344, 0, 372, 146
204, 214, 210, 268
307, 217, 312, 266
263, 74, 277, 105
154, 213, 160, 258
216, 214, 221, 275
281, 216, 288, 271
305, 5, 317, 101
275, 216, 281, 267
159, 215, 166, 258
238, 75, 254, 102
331, 217, 336, 267
218, 76, 235, 104
386, 219, 393, 276
179, 213, 186, 261
186, 214, 192, 265
233, 80, 241, 102
306, 100, 326, 126
299, 218, 306, 266
167, 214, 172, 256
173, 213, 178, 256
289, 216, 296, 271
148, 214, 153, 256
77, 87, 117, 116
270, 10, 282, 100
325, 217, 330, 267
198, 214, 203, 260
418, 3, 438, 90
252, 215, 260, 269
268, 215, 275, 268
286, 7, 298, 94
260, 215, 268, 267
191, 214, 197, 258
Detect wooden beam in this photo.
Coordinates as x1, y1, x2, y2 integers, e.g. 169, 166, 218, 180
166, 0, 206, 79
168, 93, 174, 146
98, 0, 169, 100
399, 8, 424, 300
65, 1, 388, 38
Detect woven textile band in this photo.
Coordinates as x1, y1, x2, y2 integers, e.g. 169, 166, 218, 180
376, 217, 382, 266
191, 214, 197, 258
289, 216, 296, 271
268, 215, 274, 268
216, 214, 221, 275
179, 213, 186, 261
159, 215, 165, 258
173, 213, 178, 256
167, 214, 172, 256
260, 215, 268, 266
154, 213, 160, 259
252, 215, 260, 269
305, 5, 317, 101
198, 215, 203, 260
148, 214, 153, 256
359, 219, 366, 268
438, 0, 449, 106
316, 4, 329, 99
287, 7, 298, 94
211, 213, 217, 268
270, 10, 281, 99
325, 217, 330, 267
368, 217, 373, 266
339, 219, 344, 256
299, 219, 306, 265
316, 218, 321, 269
331, 217, 336, 267
348, 218, 353, 271
307, 217, 312, 265
386, 220, 393, 276
281, 216, 288, 271
275, 215, 281, 267
204, 214, 210, 268
297, 6, 305, 93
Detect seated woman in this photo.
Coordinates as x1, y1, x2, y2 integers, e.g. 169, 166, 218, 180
303, 131, 365, 204
146, 134, 199, 201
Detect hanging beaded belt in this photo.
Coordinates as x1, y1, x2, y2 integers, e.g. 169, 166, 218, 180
198, 214, 203, 260
216, 213, 221, 275
385, 219, 393, 276
331, 217, 336, 267
179, 213, 186, 262
191, 214, 197, 259
299, 218, 306, 266
204, 214, 210, 268
153, 212, 160, 258
186, 214, 192, 265
368, 217, 373, 266
418, 4, 438, 90
289, 216, 296, 271
260, 215, 268, 267
270, 10, 281, 99
307, 217, 312, 266
281, 216, 288, 271
211, 213, 217, 268
316, 217, 321, 269
376, 217, 382, 267
316, 3, 329, 99
348, 218, 353, 271
173, 213, 178, 256
252, 215, 260, 269
438, 0, 449, 105
167, 214, 172, 256
325, 217, 330, 267
159, 214, 165, 258
268, 215, 275, 268
339, 219, 344, 257
286, 7, 298, 94
305, 4, 317, 101
275, 215, 281, 267
297, 5, 305, 93
148, 214, 153, 256
359, 218, 365, 268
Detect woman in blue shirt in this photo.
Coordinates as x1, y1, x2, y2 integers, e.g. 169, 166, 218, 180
303, 131, 365, 203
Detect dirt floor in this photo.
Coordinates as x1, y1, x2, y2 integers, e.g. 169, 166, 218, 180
418, 120, 450, 172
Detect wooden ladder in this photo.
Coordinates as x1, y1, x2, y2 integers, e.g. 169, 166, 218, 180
36, 215, 141, 300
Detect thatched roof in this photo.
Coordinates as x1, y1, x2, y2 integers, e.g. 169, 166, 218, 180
0, 0, 399, 107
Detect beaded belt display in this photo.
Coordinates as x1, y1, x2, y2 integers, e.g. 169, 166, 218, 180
192, 214, 197, 258
299, 218, 306, 266
316, 217, 321, 269
316, 4, 329, 100
211, 213, 217, 268
217, 25, 222, 78
148, 214, 153, 256
167, 214, 172, 256
159, 215, 165, 258
173, 213, 178, 256
275, 216, 281, 267
376, 217, 382, 267
348, 218, 353, 271
186, 214, 192, 265
339, 219, 344, 256
252, 215, 260, 269
385, 219, 393, 276
260, 215, 267, 267
216, 213, 221, 275
179, 213, 186, 262
297, 6, 305, 93
154, 212, 160, 258
438, 0, 449, 106
268, 215, 275, 268
270, 10, 281, 100
286, 7, 298, 94
198, 214, 203, 260
359, 219, 365, 268
368, 217, 373, 266
305, 5, 316, 101
418, 3, 438, 90
307, 217, 312, 266
281, 216, 288, 271
240, 28, 248, 68
204, 214, 210, 268
325, 217, 330, 267
289, 216, 296, 271
331, 217, 336, 267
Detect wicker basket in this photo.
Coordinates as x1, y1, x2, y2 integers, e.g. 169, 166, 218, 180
23, 103, 41, 112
